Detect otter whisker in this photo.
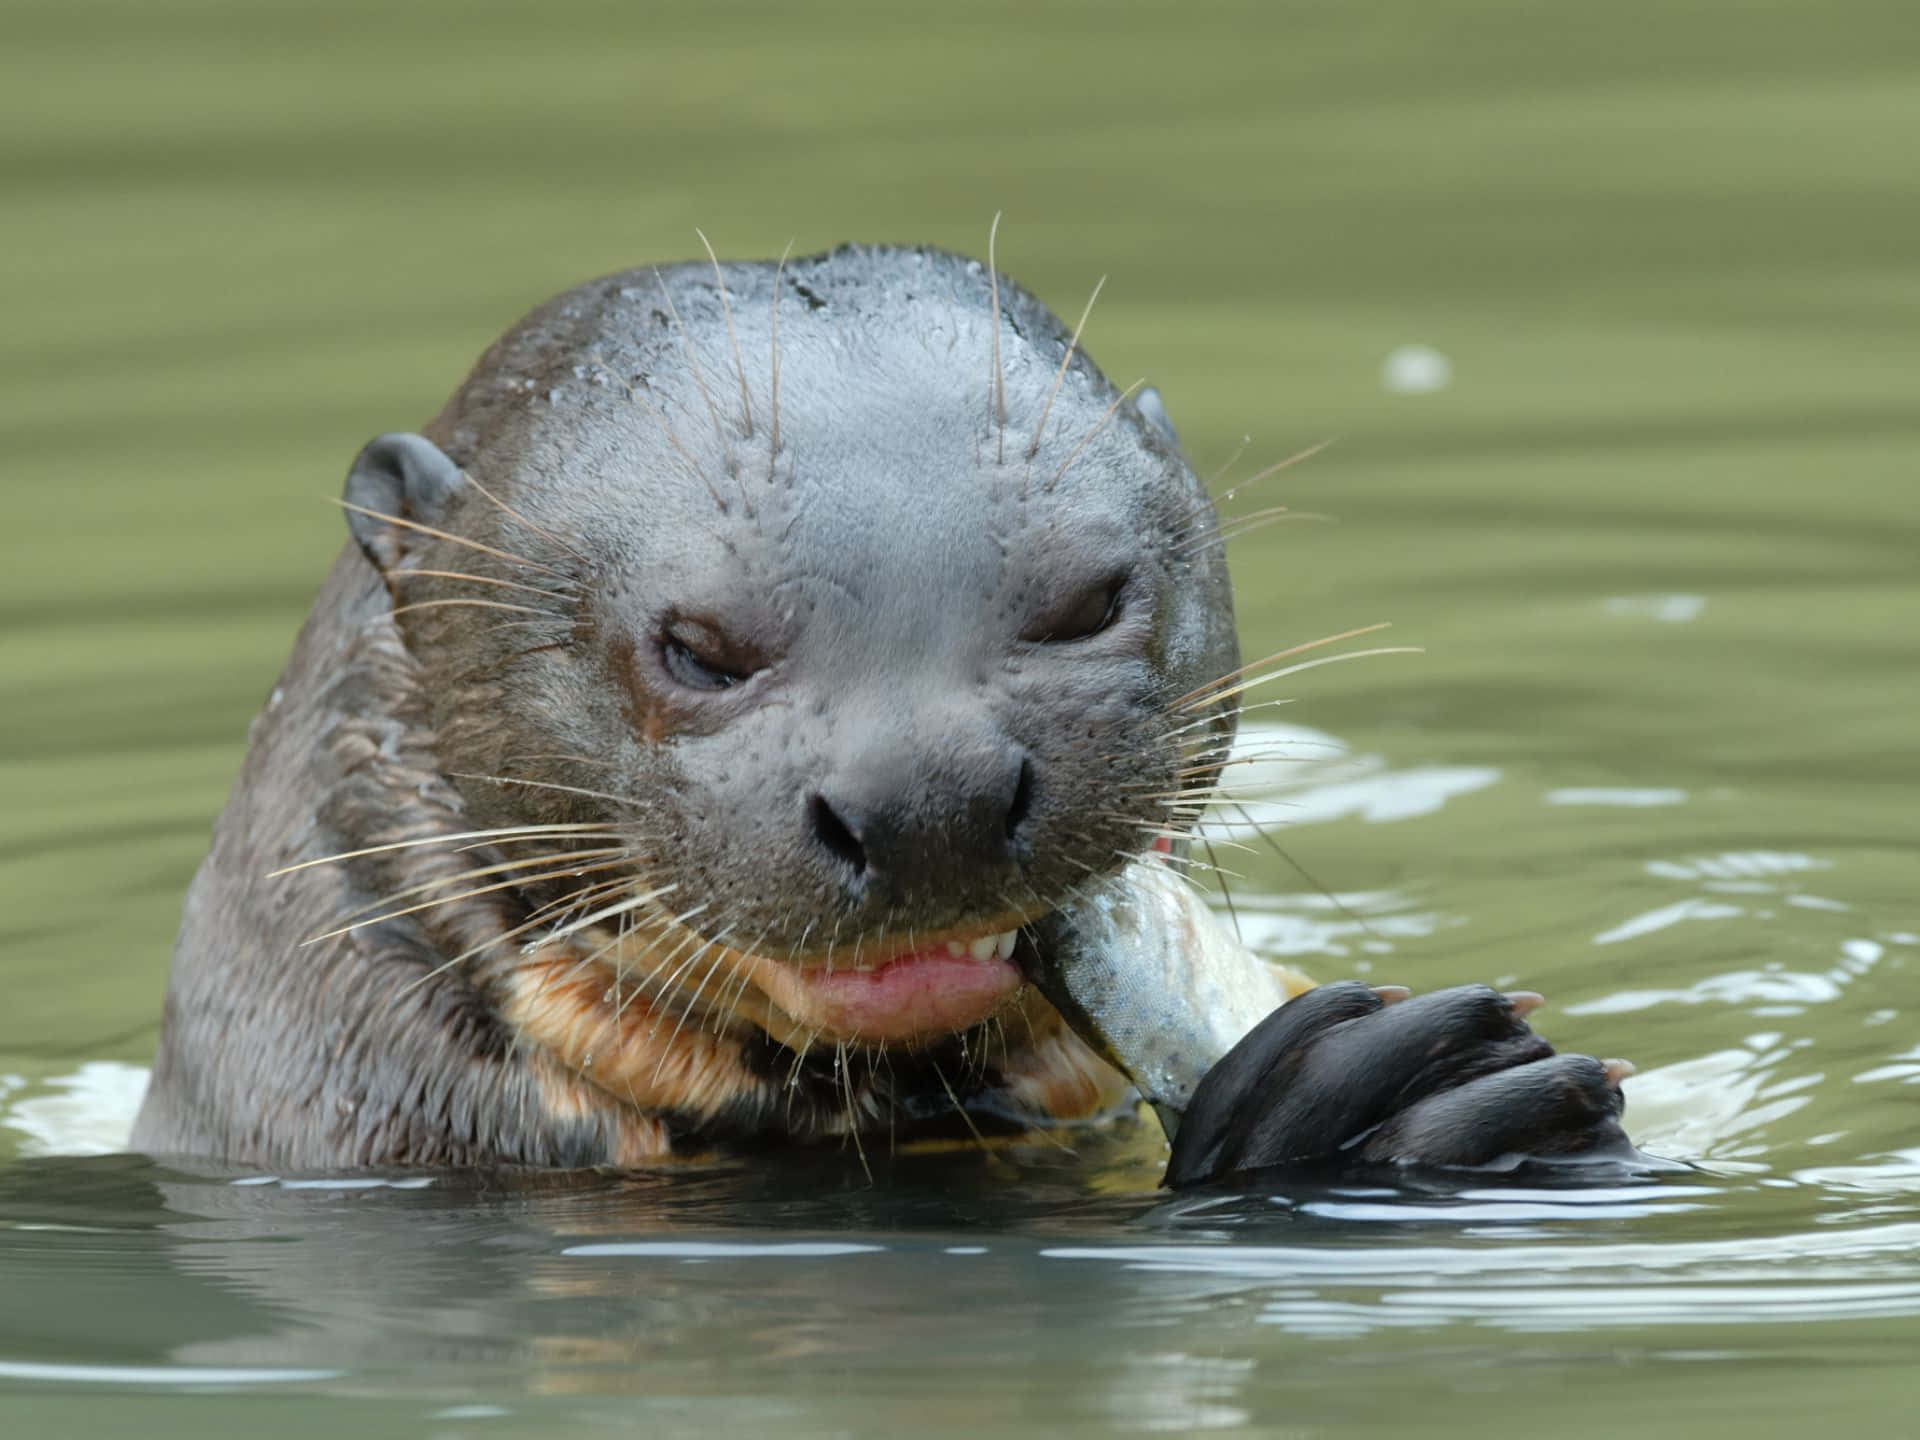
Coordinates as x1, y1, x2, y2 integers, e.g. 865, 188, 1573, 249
1050, 378, 1144, 488
457, 470, 592, 567
1177, 645, 1423, 713
694, 921, 771, 1017
612, 924, 709, 1021
521, 900, 629, 1007
1164, 744, 1347, 777
873, 1042, 899, 1158
335, 500, 569, 579
1108, 793, 1219, 819
962, 1022, 994, 1088
521, 873, 639, 927
555, 909, 671, 1000
640, 395, 732, 510
607, 913, 633, 1021
658, 943, 735, 1050
268, 822, 617, 877
612, 903, 717, 1004
389, 598, 556, 620
1058, 854, 1105, 881
470, 617, 577, 637
634, 950, 715, 1045
525, 895, 658, 974
837, 1041, 874, 1181
722, 956, 759, 1026
786, 1025, 823, 1091
387, 569, 578, 603
710, 957, 759, 1035
791, 917, 818, 960
640, 943, 718, 1047
592, 352, 733, 512
987, 1013, 1011, 1070
446, 771, 646, 812
330, 846, 628, 925
447, 831, 628, 855
1109, 780, 1213, 803
386, 862, 663, 1007
466, 626, 573, 665
1125, 830, 1253, 863
986, 210, 1007, 464
1183, 438, 1336, 524
666, 920, 772, 1054
1120, 848, 1245, 883
642, 927, 737, 1072
1137, 697, 1305, 748
1174, 507, 1327, 556
929, 1058, 992, 1156
638, 923, 733, 1015
1091, 815, 1219, 850
1221, 796, 1378, 940
653, 266, 730, 460
1207, 434, 1253, 486
768, 239, 792, 479
539, 883, 682, 944
1169, 623, 1395, 711
1202, 832, 1245, 944
1026, 273, 1106, 460
1176, 501, 1295, 546
695, 227, 754, 438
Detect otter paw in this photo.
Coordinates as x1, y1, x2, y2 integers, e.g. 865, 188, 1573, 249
1163, 980, 1636, 1189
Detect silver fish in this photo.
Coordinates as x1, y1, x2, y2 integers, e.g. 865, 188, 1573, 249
1029, 859, 1313, 1137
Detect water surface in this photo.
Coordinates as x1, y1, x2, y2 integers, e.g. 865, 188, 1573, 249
4, 2, 1918, 1434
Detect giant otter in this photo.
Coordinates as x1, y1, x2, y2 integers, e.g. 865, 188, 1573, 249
132, 244, 1631, 1180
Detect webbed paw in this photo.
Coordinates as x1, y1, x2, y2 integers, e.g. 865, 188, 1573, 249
1164, 981, 1637, 1189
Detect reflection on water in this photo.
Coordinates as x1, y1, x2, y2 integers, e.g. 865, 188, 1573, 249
0, 1060, 146, 1159
3, 1153, 1919, 1435
1200, 721, 1502, 834
0, 1360, 344, 1387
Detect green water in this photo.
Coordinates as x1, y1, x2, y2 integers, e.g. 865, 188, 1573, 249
4, 1, 1918, 1434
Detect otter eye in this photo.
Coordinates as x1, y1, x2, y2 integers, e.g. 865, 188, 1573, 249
660, 619, 754, 692
1027, 574, 1128, 644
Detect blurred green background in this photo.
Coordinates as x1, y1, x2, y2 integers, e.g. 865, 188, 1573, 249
4, 2, 1920, 1434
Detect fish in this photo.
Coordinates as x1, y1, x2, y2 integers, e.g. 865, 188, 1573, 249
1028, 858, 1315, 1139
1028, 859, 1646, 1182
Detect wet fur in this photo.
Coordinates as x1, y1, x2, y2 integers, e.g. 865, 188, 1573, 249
134, 246, 1237, 1169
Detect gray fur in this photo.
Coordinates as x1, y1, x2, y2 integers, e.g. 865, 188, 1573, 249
133, 245, 1240, 1169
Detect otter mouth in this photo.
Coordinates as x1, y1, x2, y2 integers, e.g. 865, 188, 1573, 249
748, 926, 1029, 1046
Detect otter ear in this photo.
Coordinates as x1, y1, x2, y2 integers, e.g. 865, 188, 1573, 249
343, 432, 467, 572
1135, 386, 1182, 450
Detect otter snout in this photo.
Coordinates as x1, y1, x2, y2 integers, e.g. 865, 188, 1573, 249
806, 735, 1036, 906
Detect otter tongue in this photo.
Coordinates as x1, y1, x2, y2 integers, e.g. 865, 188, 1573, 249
799, 948, 1021, 1043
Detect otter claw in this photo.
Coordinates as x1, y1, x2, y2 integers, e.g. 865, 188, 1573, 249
1164, 981, 1641, 1188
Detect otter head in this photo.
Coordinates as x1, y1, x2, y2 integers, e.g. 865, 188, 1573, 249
342, 245, 1237, 1065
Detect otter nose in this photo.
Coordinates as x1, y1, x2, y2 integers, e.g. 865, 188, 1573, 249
806, 748, 1035, 893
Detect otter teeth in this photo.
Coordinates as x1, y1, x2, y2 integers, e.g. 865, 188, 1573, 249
943, 930, 1019, 962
